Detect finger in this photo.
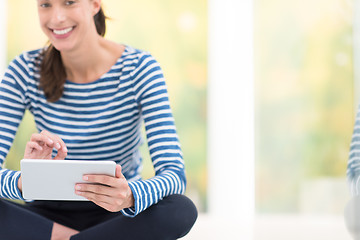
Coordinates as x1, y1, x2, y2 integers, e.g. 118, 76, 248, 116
54, 134, 68, 153
75, 183, 117, 197
26, 141, 43, 152
54, 148, 67, 160
24, 142, 43, 158
75, 187, 123, 212
30, 133, 54, 147
40, 130, 67, 152
76, 190, 112, 204
83, 175, 116, 187
115, 165, 125, 179
81, 193, 121, 213
39, 130, 60, 149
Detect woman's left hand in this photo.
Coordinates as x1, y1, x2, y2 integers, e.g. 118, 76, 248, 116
75, 165, 134, 212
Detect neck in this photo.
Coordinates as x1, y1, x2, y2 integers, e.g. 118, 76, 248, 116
60, 35, 108, 83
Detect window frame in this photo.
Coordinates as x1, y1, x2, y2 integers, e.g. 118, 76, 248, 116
207, 0, 255, 221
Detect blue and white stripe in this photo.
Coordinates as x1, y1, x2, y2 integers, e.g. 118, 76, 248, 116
348, 104, 360, 195
0, 45, 186, 217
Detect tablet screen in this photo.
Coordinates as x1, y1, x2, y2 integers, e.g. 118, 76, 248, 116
20, 159, 116, 201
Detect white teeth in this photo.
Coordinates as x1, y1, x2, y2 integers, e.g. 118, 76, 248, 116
53, 27, 73, 35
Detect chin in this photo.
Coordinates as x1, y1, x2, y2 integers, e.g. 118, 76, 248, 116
50, 42, 77, 53
46, 31, 78, 52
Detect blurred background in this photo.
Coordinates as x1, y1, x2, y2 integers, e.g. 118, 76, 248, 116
0, 0, 357, 239
255, 0, 352, 215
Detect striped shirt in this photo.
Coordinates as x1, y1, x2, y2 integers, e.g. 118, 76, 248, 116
348, 105, 360, 195
0, 45, 186, 217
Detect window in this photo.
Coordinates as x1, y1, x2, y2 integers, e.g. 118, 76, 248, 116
255, 0, 352, 216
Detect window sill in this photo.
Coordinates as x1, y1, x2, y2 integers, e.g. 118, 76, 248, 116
183, 214, 352, 240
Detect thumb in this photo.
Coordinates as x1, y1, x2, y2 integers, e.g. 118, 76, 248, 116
115, 164, 125, 179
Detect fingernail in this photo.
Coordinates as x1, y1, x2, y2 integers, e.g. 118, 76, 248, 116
83, 176, 88, 181
63, 146, 68, 152
76, 185, 81, 190
48, 139, 53, 144
55, 143, 61, 149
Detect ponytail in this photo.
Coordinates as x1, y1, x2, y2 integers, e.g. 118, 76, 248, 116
40, 7, 107, 102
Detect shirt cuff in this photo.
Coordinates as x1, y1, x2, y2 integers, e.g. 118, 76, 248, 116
13, 171, 24, 200
120, 181, 143, 217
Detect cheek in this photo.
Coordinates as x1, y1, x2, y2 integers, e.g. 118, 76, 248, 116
39, 22, 50, 35
38, 14, 47, 29
38, 15, 52, 36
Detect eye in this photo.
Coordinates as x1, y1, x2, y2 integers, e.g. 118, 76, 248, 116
65, 0, 76, 6
39, 3, 51, 8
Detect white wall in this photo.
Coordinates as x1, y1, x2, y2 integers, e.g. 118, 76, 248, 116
207, 0, 254, 227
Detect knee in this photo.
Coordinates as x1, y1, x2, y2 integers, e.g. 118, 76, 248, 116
345, 196, 360, 238
162, 194, 198, 238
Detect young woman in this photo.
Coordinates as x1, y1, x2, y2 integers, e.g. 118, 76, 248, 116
0, 0, 197, 239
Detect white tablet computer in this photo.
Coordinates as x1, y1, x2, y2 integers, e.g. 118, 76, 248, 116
20, 159, 116, 201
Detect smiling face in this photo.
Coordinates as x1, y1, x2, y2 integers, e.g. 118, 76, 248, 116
37, 0, 101, 52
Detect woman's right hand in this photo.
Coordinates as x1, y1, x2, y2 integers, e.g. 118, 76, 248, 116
24, 130, 68, 160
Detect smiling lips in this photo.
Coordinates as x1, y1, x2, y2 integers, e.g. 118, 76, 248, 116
52, 27, 74, 38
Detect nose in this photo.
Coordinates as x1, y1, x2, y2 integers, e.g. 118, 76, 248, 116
52, 6, 66, 23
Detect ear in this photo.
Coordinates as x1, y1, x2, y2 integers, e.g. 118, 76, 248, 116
91, 0, 102, 16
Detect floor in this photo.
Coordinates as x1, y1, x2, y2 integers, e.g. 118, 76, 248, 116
182, 214, 353, 240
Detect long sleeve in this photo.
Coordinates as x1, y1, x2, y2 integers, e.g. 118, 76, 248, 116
121, 52, 186, 217
0, 55, 28, 200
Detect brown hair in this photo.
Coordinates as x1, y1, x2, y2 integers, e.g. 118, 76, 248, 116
40, 7, 107, 102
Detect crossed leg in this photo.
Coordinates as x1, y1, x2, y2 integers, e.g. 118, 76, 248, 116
0, 194, 197, 240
